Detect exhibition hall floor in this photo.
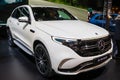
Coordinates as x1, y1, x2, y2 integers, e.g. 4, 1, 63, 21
0, 38, 120, 80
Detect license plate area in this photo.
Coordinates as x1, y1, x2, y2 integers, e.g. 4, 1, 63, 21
94, 54, 111, 64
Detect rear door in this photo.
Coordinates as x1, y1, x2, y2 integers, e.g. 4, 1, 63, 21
8, 8, 22, 40
8, 7, 31, 49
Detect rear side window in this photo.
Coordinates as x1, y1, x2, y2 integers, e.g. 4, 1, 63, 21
11, 8, 20, 19
11, 7, 30, 19
20, 7, 30, 18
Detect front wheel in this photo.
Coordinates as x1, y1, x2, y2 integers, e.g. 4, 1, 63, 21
34, 43, 53, 77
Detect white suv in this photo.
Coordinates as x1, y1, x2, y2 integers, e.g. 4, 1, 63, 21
7, 5, 112, 77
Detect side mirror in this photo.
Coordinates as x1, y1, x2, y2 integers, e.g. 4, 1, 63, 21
18, 16, 29, 23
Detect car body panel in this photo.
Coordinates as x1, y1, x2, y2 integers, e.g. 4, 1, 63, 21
35, 20, 109, 40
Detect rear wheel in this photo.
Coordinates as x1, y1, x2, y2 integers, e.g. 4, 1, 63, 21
7, 28, 15, 47
34, 43, 53, 77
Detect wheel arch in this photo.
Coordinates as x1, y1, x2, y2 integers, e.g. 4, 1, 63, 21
33, 40, 45, 51
33, 40, 54, 76
33, 40, 52, 64
33, 40, 51, 60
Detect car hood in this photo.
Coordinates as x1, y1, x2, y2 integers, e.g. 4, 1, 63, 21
35, 20, 109, 40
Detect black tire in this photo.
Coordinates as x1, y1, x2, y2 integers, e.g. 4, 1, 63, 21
34, 43, 53, 77
7, 28, 15, 47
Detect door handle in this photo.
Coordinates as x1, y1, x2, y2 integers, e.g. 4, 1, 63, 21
30, 29, 35, 33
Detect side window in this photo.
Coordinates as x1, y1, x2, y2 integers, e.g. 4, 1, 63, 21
11, 8, 21, 19
95, 15, 105, 20
11, 7, 30, 22
33, 8, 47, 21
20, 7, 30, 19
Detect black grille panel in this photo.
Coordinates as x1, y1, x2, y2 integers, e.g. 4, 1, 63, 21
76, 36, 112, 57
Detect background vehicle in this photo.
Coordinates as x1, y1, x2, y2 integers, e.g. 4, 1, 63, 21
89, 13, 118, 32
7, 5, 112, 77
0, 0, 28, 38
0, 0, 28, 26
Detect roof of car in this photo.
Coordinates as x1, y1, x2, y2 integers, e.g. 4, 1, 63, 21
30, 5, 60, 8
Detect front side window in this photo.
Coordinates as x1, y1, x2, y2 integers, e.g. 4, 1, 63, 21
32, 7, 77, 21
11, 8, 20, 19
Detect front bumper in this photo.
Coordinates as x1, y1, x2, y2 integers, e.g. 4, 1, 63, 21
58, 53, 111, 75
48, 40, 112, 75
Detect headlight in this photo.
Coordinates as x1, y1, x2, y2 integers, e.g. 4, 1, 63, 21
52, 36, 81, 52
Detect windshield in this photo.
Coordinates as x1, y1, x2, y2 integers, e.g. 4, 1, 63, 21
32, 7, 77, 21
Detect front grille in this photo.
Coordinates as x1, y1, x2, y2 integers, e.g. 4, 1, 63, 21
76, 35, 112, 57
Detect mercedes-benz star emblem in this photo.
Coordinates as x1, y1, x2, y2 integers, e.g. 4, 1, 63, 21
97, 39, 105, 52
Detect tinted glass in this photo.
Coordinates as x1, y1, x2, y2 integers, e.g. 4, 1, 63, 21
95, 15, 106, 20
32, 7, 77, 21
20, 7, 30, 18
11, 7, 30, 20
11, 8, 20, 19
